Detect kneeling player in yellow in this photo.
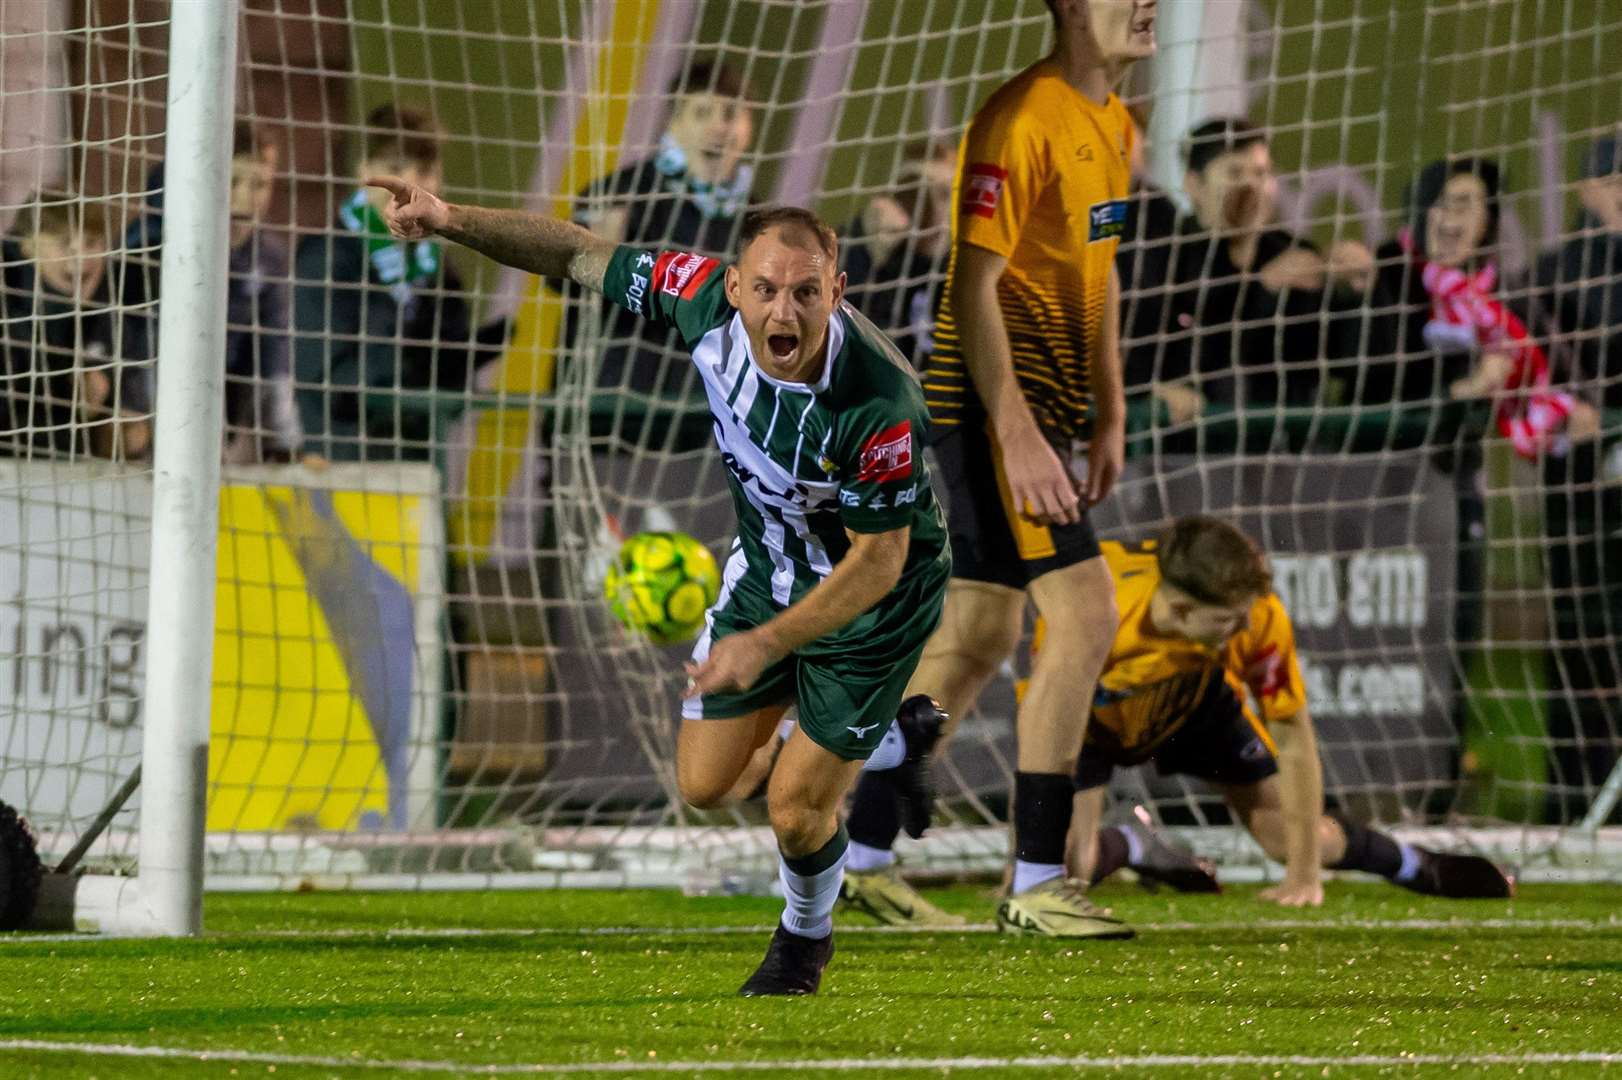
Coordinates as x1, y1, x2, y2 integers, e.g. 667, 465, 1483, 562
844, 516, 1512, 927
1061, 517, 1513, 905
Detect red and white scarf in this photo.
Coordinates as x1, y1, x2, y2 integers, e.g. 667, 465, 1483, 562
1402, 233, 1571, 459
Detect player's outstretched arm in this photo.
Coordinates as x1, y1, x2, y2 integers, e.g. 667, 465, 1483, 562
365, 175, 615, 295
684, 527, 909, 698
1258, 711, 1326, 907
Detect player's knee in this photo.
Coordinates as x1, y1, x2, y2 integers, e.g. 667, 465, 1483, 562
929, 607, 1021, 677
676, 761, 734, 810
768, 799, 830, 854
1038, 591, 1118, 666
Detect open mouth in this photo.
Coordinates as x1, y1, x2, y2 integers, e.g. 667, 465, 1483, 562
766, 334, 799, 360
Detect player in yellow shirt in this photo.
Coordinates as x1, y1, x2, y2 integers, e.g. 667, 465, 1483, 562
1061, 517, 1513, 905
844, 0, 1156, 938
844, 517, 1513, 928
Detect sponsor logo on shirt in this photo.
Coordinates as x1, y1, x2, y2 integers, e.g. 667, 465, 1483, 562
1088, 199, 1128, 243
624, 272, 649, 314
1247, 643, 1287, 699
962, 163, 1008, 220
856, 421, 913, 484
653, 251, 719, 300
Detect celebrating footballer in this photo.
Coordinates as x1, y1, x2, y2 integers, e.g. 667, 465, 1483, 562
366, 183, 952, 996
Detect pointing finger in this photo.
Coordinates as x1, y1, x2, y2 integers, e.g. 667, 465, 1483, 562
363, 175, 410, 200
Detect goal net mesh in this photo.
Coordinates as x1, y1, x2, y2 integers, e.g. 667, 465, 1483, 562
2, 0, 1619, 890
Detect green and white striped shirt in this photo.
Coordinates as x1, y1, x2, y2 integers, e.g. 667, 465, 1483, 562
602, 245, 950, 656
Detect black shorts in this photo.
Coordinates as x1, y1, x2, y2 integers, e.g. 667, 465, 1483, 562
930, 422, 1100, 590
1073, 675, 1279, 791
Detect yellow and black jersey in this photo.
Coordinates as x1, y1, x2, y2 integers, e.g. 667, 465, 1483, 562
1030, 539, 1308, 762
924, 60, 1133, 440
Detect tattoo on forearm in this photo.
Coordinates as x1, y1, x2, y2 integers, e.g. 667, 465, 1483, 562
441, 205, 610, 294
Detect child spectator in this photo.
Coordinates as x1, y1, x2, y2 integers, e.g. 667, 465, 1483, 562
293, 104, 478, 462
1, 196, 149, 460
124, 122, 300, 463
571, 58, 757, 399
1349, 157, 1570, 446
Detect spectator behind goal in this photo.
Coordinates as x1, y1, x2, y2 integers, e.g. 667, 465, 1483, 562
124, 121, 302, 463
293, 103, 481, 463
570, 58, 757, 400
840, 140, 956, 367
1345, 158, 1522, 410
0, 196, 150, 461
1531, 134, 1622, 822
1114, 107, 1191, 425
1151, 117, 1368, 415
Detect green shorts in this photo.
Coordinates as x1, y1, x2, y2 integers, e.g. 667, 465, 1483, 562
681, 556, 944, 761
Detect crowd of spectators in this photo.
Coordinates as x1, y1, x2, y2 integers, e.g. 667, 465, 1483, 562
0, 64, 1616, 822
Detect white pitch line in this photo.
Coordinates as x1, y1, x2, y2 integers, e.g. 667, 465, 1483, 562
2, 1041, 1620, 1074
4, 915, 1617, 945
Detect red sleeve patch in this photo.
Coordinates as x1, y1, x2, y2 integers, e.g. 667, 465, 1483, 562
961, 163, 1008, 220
857, 420, 914, 483
1246, 644, 1287, 699
652, 251, 720, 300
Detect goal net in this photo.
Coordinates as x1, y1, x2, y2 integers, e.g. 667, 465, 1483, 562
3, 0, 1619, 910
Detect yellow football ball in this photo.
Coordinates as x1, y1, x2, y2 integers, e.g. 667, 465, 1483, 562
602, 531, 722, 645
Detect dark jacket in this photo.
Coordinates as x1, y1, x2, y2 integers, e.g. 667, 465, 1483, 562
122, 214, 300, 460
1533, 218, 1622, 409
1116, 180, 1183, 395
222, 237, 299, 458
0, 238, 149, 458
840, 212, 946, 367
292, 220, 475, 462
570, 155, 752, 397
1351, 241, 1480, 407
1154, 224, 1357, 408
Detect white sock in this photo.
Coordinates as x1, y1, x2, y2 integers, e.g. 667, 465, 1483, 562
845, 840, 896, 873
1393, 842, 1423, 884
1118, 824, 1146, 866
1012, 859, 1065, 894
778, 842, 848, 939
861, 720, 906, 771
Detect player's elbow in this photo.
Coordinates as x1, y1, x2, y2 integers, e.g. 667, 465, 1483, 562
949, 246, 1005, 312
858, 533, 909, 598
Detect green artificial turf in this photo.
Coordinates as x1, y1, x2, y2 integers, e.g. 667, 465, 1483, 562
1, 883, 1618, 1078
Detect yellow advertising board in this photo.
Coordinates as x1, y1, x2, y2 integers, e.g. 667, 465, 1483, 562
208, 471, 441, 833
